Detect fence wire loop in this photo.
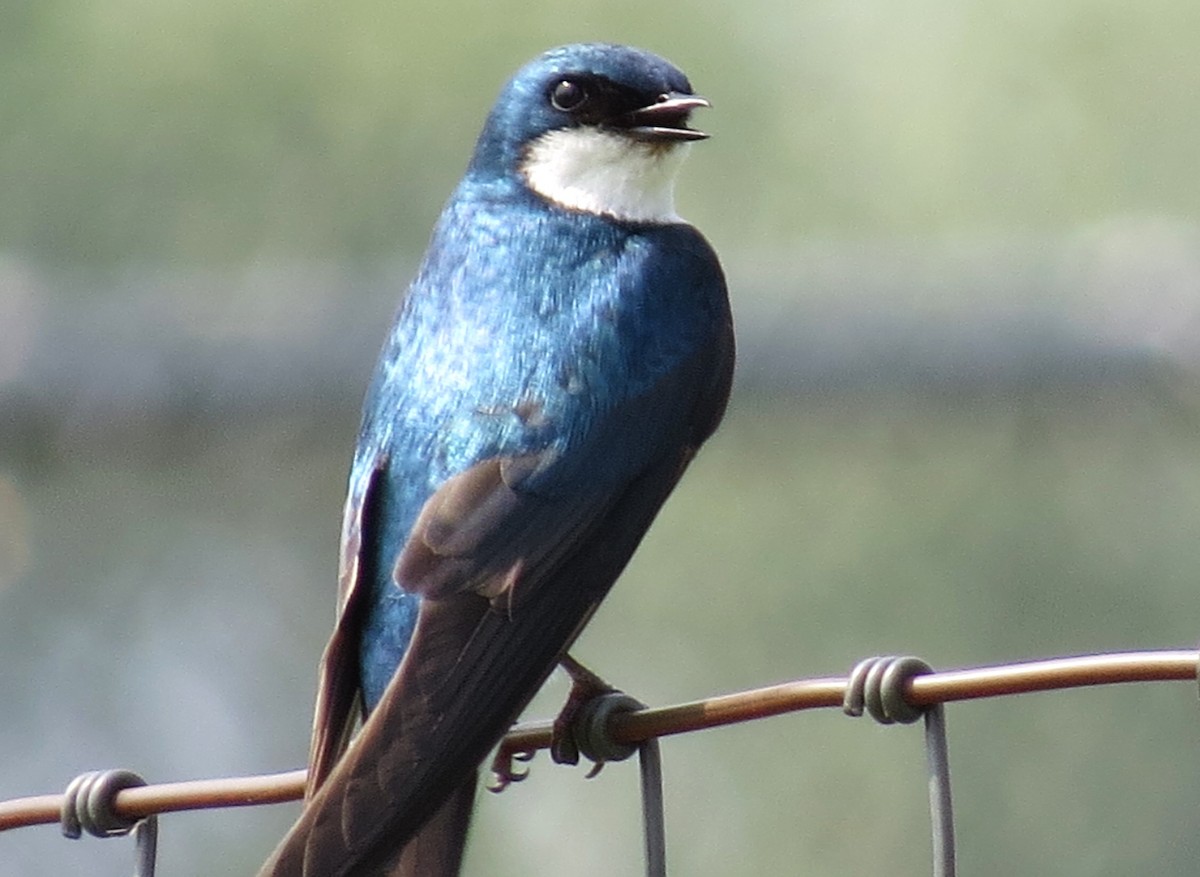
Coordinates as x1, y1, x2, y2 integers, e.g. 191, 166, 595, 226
844, 656, 956, 877
572, 691, 645, 765
567, 689, 667, 877
61, 769, 158, 877
844, 655, 931, 724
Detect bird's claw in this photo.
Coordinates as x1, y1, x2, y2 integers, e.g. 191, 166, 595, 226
490, 657, 632, 791
487, 746, 535, 793
551, 655, 616, 766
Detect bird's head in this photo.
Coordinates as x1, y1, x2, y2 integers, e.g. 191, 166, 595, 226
467, 43, 710, 224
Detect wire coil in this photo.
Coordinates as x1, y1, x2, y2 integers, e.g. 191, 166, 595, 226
844, 656, 955, 877
61, 770, 158, 877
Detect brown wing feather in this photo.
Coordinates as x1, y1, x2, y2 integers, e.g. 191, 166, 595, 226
306, 455, 386, 796
396, 451, 609, 603
394, 778, 476, 877
257, 442, 696, 877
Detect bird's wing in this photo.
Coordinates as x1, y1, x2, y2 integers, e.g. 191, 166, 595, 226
305, 451, 386, 795
392, 776, 477, 877
258, 306, 733, 877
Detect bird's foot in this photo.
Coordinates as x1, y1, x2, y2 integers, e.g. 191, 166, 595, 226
487, 747, 535, 793
489, 656, 630, 792
550, 654, 616, 772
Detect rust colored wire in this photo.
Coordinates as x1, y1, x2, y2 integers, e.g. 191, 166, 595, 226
1, 648, 1195, 833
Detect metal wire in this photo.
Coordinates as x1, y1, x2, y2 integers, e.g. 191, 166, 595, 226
569, 691, 666, 877
1, 647, 1196, 871
924, 702, 954, 877
572, 692, 644, 764
844, 657, 955, 877
60, 770, 158, 877
638, 739, 667, 877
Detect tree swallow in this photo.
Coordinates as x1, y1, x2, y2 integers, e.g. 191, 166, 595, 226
258, 42, 734, 877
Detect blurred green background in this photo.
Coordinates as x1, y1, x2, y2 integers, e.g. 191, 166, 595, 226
3, 2, 1200, 875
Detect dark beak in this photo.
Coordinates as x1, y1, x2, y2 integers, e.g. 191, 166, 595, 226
618, 93, 711, 142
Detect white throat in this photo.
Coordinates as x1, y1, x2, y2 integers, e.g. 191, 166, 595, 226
520, 127, 690, 224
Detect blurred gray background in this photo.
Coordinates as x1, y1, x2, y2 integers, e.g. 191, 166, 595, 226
3, 2, 1200, 875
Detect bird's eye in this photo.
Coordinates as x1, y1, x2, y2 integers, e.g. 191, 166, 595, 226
549, 79, 588, 112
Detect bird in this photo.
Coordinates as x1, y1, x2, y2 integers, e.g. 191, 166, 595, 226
257, 42, 734, 877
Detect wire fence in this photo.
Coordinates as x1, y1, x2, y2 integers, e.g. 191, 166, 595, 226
1, 648, 1196, 875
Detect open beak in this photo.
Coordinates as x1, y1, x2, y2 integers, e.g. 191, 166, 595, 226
618, 93, 711, 142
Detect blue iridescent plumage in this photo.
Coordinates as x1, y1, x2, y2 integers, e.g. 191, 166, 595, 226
260, 43, 734, 877
356, 205, 726, 706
